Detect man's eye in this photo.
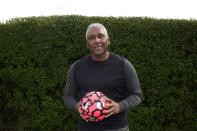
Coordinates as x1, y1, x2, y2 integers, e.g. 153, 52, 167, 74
88, 36, 96, 40
98, 34, 104, 39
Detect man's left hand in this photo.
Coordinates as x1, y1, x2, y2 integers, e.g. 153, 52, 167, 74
105, 98, 120, 118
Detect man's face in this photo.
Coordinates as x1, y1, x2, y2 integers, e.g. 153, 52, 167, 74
86, 27, 110, 57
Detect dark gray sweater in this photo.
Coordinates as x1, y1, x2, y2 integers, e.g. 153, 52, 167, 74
63, 53, 142, 131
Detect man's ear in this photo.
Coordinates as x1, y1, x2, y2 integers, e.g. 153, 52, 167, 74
107, 37, 110, 45
86, 40, 89, 48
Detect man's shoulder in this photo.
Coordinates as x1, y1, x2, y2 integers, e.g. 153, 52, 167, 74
110, 52, 126, 62
110, 52, 134, 67
71, 55, 90, 67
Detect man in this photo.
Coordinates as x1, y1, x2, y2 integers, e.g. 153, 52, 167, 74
63, 23, 142, 131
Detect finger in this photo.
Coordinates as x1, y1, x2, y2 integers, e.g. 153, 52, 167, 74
107, 103, 113, 108
106, 98, 113, 103
80, 114, 88, 122
80, 114, 84, 119
105, 111, 114, 118
106, 107, 114, 114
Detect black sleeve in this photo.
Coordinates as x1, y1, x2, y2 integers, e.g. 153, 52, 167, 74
118, 58, 142, 112
63, 61, 79, 111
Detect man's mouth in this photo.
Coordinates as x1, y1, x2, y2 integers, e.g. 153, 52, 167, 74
93, 45, 103, 49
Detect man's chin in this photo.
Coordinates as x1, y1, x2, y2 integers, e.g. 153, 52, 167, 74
91, 50, 105, 56
92, 52, 105, 57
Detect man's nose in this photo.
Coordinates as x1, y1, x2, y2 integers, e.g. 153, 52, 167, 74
95, 37, 100, 43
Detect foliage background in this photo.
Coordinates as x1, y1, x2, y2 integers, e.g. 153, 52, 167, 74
0, 15, 196, 130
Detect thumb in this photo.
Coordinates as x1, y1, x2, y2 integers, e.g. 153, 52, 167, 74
106, 97, 113, 103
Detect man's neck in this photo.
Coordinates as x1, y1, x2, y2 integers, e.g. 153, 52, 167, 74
90, 51, 110, 61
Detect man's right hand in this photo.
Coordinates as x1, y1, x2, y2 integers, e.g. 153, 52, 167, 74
75, 101, 88, 122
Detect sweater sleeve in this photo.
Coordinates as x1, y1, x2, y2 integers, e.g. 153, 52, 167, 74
118, 59, 142, 112
63, 62, 79, 111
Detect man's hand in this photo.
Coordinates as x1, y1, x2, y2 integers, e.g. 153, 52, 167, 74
75, 101, 88, 122
105, 98, 120, 118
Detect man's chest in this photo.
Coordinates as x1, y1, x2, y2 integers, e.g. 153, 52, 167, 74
75, 63, 126, 97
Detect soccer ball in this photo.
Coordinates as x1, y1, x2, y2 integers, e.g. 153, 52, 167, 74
79, 91, 109, 122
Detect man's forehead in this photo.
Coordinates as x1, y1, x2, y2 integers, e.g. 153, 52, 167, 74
87, 27, 106, 35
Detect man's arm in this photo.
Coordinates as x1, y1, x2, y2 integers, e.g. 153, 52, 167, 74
63, 62, 79, 111
118, 58, 142, 112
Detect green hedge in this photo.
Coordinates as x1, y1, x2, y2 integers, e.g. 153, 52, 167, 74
0, 15, 196, 130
